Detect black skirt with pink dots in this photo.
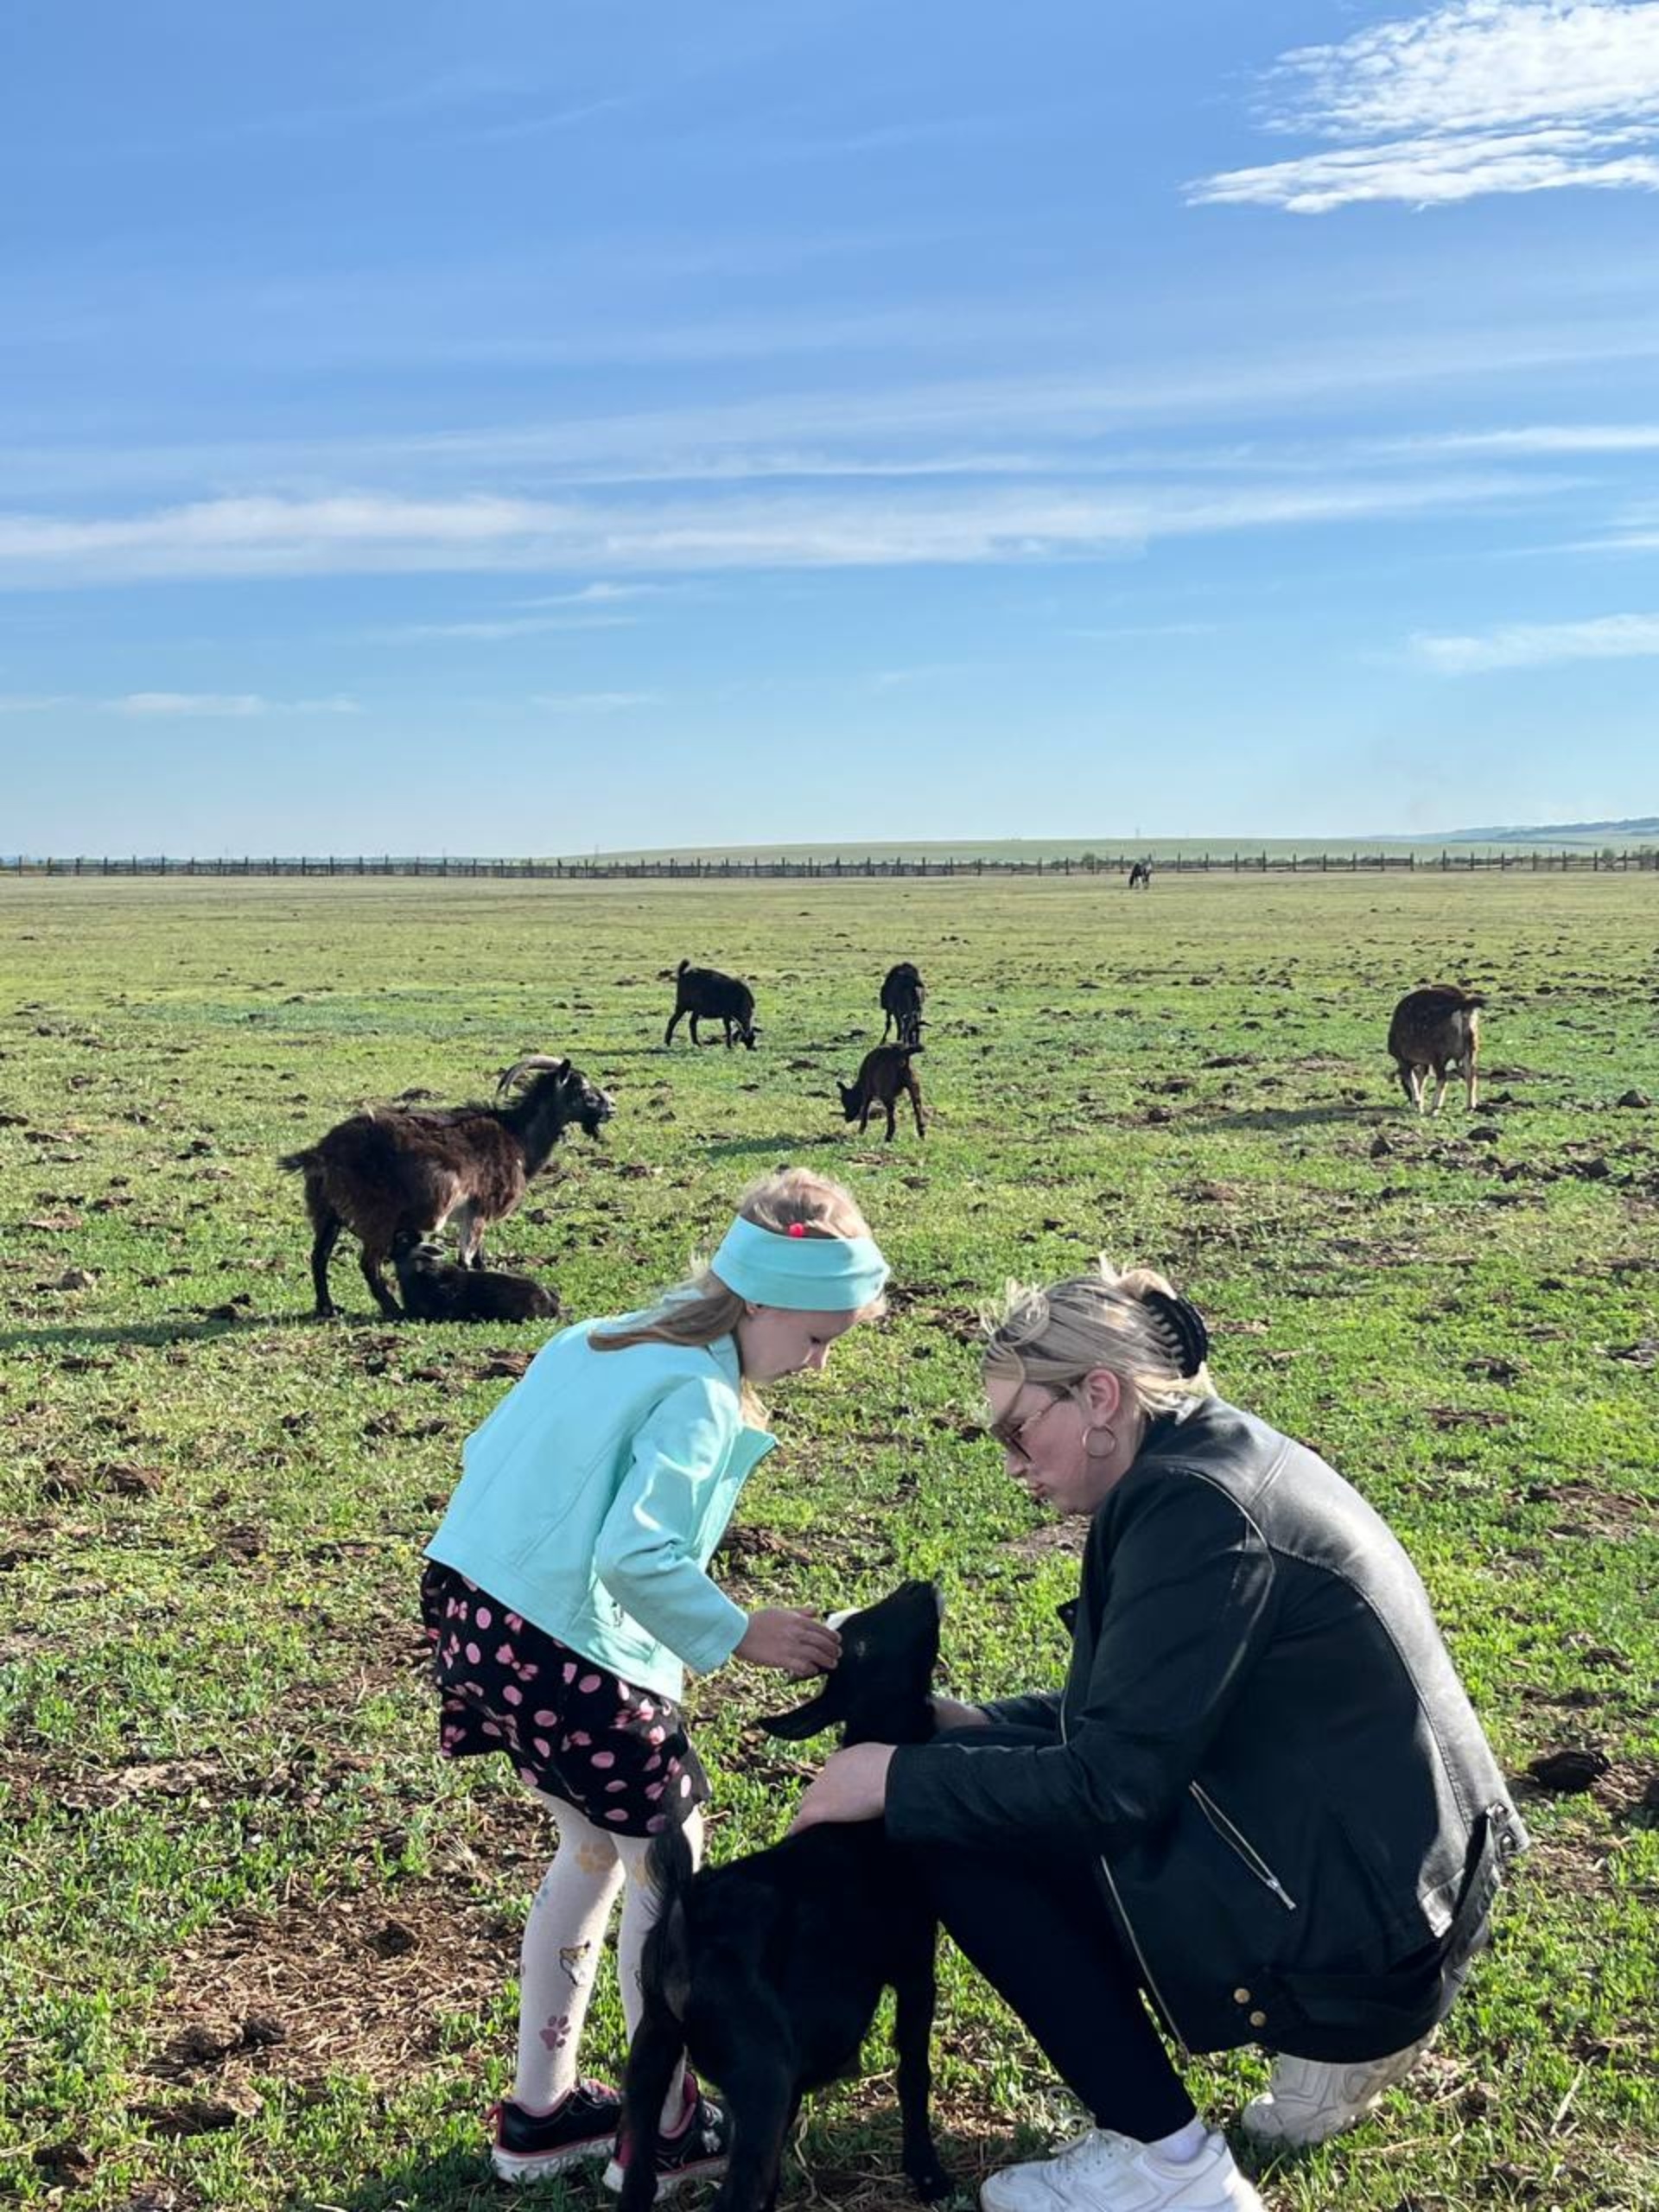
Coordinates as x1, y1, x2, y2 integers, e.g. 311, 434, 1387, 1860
419, 1561, 709, 1836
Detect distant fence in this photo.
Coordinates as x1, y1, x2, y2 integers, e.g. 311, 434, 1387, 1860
3, 849, 1656, 880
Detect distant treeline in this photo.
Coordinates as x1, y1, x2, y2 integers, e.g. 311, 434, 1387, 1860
5, 849, 1657, 880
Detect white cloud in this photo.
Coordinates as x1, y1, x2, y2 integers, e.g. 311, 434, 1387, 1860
531, 691, 661, 713
110, 692, 361, 716
1412, 608, 1659, 667
1192, 1, 1659, 212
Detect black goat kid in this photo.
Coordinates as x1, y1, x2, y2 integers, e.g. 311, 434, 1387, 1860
391, 1236, 560, 1323
616, 1582, 950, 2212
879, 962, 926, 1047
837, 1044, 925, 1141
664, 961, 758, 1050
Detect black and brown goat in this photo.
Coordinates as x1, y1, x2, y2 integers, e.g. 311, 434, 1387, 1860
614, 1581, 950, 2212
664, 961, 758, 1050
837, 1044, 925, 1141
1128, 860, 1153, 890
279, 1056, 613, 1319
879, 962, 926, 1047
1388, 985, 1484, 1115
391, 1235, 560, 1324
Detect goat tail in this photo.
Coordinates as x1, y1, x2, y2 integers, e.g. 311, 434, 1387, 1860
676, 957, 690, 977
643, 1820, 696, 2023
276, 1147, 318, 1172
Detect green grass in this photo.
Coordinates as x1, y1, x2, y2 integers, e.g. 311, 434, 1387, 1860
1, 870, 1656, 2212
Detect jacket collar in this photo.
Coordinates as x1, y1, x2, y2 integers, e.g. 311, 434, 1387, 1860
709, 1331, 741, 1391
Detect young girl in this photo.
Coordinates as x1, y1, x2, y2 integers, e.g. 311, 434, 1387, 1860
420, 1167, 889, 2190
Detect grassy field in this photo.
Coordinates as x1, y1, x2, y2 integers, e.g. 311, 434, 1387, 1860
2, 870, 1655, 2212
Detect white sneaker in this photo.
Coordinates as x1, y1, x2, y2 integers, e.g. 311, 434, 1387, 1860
1240, 2034, 1434, 2149
980, 2126, 1264, 2212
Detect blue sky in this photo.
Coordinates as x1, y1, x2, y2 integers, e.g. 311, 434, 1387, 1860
3, 0, 1659, 853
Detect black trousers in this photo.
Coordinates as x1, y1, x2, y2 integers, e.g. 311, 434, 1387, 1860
923, 1840, 1197, 2141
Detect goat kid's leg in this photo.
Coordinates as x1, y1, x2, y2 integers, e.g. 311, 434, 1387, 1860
884, 1100, 898, 1141
1465, 1058, 1479, 1111
1430, 1065, 1449, 1117
891, 1963, 951, 2201
359, 1246, 404, 1319
616, 2010, 687, 2212
709, 2054, 796, 2212
307, 1212, 342, 1319
909, 1081, 925, 1139
665, 1009, 684, 1047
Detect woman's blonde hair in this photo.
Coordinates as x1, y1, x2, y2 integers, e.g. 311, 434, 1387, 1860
591, 1168, 881, 1419
983, 1256, 1215, 1421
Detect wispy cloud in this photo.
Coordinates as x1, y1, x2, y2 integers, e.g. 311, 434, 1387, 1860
391, 613, 639, 640
531, 691, 661, 713
0, 690, 361, 716
0, 470, 1554, 588
1192, 1, 1659, 213
1413, 608, 1659, 668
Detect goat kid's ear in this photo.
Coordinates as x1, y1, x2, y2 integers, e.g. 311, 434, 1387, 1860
757, 1681, 846, 1740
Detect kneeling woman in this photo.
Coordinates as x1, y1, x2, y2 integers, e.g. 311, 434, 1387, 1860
791, 1262, 1528, 2212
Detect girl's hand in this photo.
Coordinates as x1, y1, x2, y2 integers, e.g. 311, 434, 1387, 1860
930, 1694, 991, 1732
789, 1744, 894, 1834
735, 1607, 842, 1678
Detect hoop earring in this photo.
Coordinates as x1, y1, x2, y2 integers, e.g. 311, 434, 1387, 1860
1084, 1422, 1117, 1461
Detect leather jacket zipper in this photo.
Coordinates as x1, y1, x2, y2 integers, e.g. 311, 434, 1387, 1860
1190, 1782, 1299, 1911
1061, 1704, 1192, 2060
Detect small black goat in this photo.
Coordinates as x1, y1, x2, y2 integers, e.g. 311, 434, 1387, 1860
1128, 860, 1153, 890
837, 1044, 925, 1141
615, 1582, 949, 2212
664, 961, 758, 1050
391, 1235, 560, 1324
879, 962, 926, 1047
279, 1055, 612, 1320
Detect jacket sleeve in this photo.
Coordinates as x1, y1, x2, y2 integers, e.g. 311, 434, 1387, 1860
886, 1472, 1278, 1853
593, 1374, 750, 1677
978, 1691, 1063, 1734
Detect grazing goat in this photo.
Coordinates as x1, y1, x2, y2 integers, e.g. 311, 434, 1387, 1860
664, 961, 758, 1050
391, 1235, 560, 1324
1128, 860, 1153, 890
1388, 985, 1484, 1115
614, 1581, 950, 2212
879, 961, 926, 1047
837, 1044, 925, 1142
279, 1056, 613, 1320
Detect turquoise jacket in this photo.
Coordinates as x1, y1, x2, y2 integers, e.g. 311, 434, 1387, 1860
424, 1319, 774, 1700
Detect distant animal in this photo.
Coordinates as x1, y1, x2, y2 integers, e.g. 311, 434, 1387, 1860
613, 1581, 950, 2212
279, 1055, 613, 1319
837, 1044, 925, 1141
879, 962, 926, 1047
391, 1235, 560, 1324
1388, 985, 1484, 1115
1128, 860, 1153, 890
664, 961, 758, 1050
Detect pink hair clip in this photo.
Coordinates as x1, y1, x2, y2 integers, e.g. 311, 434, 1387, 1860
787, 1222, 807, 1237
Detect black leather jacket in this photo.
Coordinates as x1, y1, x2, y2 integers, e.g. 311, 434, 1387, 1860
886, 1398, 1528, 2059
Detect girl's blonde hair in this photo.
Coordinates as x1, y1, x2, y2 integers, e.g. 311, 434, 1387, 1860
591, 1168, 881, 1418
983, 1256, 1216, 1421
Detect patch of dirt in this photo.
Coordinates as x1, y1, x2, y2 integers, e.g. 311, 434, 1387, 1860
1000, 1518, 1087, 1563
1521, 1479, 1648, 1539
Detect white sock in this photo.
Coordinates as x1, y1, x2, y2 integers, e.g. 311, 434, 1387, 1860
512, 1795, 626, 2110
1148, 2117, 1210, 2164
615, 1810, 704, 2132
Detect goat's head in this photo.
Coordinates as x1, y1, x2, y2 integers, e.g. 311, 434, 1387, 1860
759, 1580, 941, 1749
836, 1077, 864, 1122
498, 1056, 616, 1139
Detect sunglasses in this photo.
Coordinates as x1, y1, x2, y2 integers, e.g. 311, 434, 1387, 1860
988, 1386, 1068, 1465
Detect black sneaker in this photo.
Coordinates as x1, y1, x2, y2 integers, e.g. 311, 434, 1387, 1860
489, 2080, 624, 2183
602, 2071, 729, 2196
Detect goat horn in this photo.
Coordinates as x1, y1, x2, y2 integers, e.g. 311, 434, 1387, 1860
496, 1054, 570, 1096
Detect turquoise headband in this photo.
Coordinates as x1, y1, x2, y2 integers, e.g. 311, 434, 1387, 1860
710, 1215, 889, 1311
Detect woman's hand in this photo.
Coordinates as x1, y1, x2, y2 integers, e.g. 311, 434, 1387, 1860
788, 1744, 895, 1834
930, 1694, 991, 1732
734, 1606, 842, 1679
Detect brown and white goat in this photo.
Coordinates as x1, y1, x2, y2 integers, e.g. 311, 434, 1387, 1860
1388, 986, 1484, 1115
879, 962, 926, 1047
279, 1055, 612, 1319
837, 1044, 925, 1141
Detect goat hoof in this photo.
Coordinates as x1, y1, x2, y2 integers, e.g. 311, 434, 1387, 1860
908, 2162, 953, 2202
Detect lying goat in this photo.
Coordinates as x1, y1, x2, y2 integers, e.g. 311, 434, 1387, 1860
280, 1055, 612, 1319
837, 1044, 925, 1141
879, 962, 926, 1048
1388, 984, 1484, 1115
391, 1235, 560, 1323
614, 1581, 950, 2212
664, 961, 758, 1050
